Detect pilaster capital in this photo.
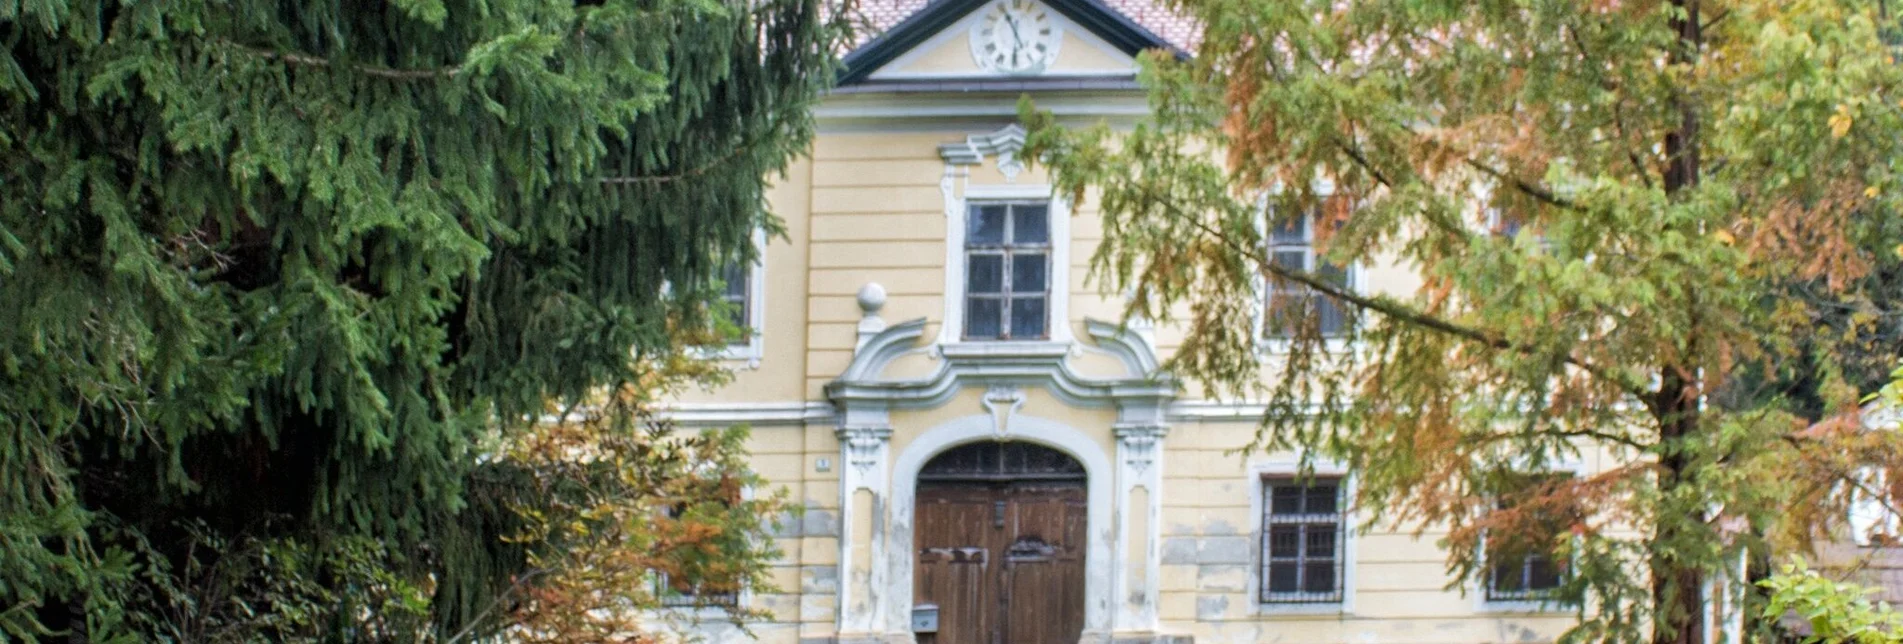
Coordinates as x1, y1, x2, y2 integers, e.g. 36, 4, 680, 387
1113, 423, 1169, 445
836, 425, 893, 480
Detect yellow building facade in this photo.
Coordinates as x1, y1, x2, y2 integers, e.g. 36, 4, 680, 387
661, 0, 1604, 641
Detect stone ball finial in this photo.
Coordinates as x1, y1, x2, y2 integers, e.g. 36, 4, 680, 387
856, 282, 887, 315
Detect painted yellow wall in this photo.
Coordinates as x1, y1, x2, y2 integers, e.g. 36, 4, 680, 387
663, 109, 1595, 643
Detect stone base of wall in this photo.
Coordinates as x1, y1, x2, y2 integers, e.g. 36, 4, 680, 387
1110, 634, 1196, 644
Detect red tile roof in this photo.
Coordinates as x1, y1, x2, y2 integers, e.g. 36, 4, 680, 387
848, 0, 1198, 50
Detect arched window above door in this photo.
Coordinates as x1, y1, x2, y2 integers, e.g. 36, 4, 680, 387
918, 441, 1085, 482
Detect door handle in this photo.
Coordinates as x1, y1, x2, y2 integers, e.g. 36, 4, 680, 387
992, 500, 1005, 529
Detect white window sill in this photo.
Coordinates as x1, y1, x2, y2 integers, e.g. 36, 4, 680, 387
1255, 602, 1350, 617
938, 340, 1072, 360
1256, 337, 1357, 356
697, 342, 763, 369
1473, 597, 1574, 615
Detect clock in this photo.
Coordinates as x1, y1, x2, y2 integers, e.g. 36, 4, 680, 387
969, 0, 1061, 75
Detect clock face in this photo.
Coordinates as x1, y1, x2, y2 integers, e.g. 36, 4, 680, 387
969, 0, 1061, 74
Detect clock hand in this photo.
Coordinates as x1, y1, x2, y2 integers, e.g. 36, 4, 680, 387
1005, 13, 1025, 50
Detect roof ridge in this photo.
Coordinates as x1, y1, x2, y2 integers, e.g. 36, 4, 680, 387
846, 0, 1198, 51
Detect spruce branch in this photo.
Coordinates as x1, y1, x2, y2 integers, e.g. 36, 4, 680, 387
217, 40, 463, 80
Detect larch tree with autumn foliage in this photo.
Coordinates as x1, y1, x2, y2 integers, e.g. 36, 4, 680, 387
1022, 0, 1903, 641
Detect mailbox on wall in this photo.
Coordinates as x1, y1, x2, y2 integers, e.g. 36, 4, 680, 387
911, 604, 939, 634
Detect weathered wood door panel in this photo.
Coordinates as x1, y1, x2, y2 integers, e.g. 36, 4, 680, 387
999, 484, 1086, 644
915, 481, 1086, 644
915, 485, 997, 644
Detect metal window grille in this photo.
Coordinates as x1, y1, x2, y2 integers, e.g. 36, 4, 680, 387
718, 262, 751, 347
655, 505, 741, 608
963, 201, 1051, 340
656, 577, 740, 608
1259, 477, 1345, 604
1265, 214, 1349, 338
1485, 549, 1565, 602
1485, 207, 1554, 252
1484, 473, 1571, 602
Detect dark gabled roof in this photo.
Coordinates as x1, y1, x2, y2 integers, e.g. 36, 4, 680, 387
838, 0, 1185, 85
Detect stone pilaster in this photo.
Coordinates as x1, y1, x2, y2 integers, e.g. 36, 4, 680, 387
1113, 422, 1168, 634
835, 419, 892, 638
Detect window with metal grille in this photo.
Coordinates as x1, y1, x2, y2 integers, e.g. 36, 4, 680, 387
655, 504, 741, 608
1484, 474, 1573, 602
1486, 207, 1553, 252
964, 201, 1050, 340
1260, 477, 1345, 603
717, 262, 752, 347
1265, 214, 1350, 338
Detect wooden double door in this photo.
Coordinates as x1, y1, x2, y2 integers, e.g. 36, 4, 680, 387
913, 480, 1087, 644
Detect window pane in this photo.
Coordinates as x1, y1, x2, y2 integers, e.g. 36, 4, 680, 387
1012, 253, 1047, 293
1272, 250, 1307, 271
1270, 216, 1309, 244
1305, 526, 1336, 557
1303, 562, 1336, 594
1492, 209, 1527, 238
1305, 485, 1339, 514
966, 298, 1002, 339
1268, 525, 1300, 557
1528, 555, 1563, 590
970, 205, 1007, 244
967, 255, 1003, 293
1491, 557, 1526, 592
1267, 563, 1299, 593
1316, 295, 1345, 336
1317, 262, 1349, 287
1271, 486, 1305, 515
1010, 296, 1046, 338
1012, 204, 1049, 244
721, 263, 749, 298
723, 305, 748, 339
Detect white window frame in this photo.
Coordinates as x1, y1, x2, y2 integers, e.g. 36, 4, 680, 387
939, 183, 1072, 346
709, 228, 767, 368
1472, 467, 1581, 614
1247, 458, 1356, 616
1848, 466, 1902, 547
643, 483, 759, 625
1251, 207, 1360, 355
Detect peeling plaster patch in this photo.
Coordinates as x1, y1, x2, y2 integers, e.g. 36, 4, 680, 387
802, 508, 838, 537
770, 511, 803, 538
1196, 564, 1248, 592
1195, 594, 1230, 621
1197, 536, 1252, 564
1202, 517, 1240, 535
800, 565, 838, 594
1504, 623, 1545, 641
1161, 537, 1198, 565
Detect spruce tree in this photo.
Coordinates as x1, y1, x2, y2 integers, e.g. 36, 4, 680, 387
1023, 0, 1903, 640
0, 0, 842, 638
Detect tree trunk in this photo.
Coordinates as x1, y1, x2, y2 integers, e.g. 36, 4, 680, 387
1653, 0, 1707, 640
1652, 369, 1707, 644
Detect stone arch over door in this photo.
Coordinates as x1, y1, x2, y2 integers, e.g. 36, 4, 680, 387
888, 413, 1115, 641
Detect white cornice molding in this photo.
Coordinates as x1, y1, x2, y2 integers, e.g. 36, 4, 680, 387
657, 401, 836, 427
814, 93, 1149, 132
938, 123, 1027, 167
825, 317, 1177, 413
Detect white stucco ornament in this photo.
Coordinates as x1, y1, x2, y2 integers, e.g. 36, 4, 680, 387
982, 385, 1026, 438
855, 282, 887, 314
854, 282, 889, 353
